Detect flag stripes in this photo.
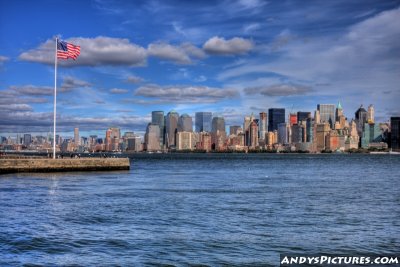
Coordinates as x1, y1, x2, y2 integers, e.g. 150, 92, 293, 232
57, 40, 80, 60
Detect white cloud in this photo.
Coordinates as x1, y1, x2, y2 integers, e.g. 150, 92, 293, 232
245, 84, 313, 96
203, 36, 254, 55
19, 36, 147, 67
110, 88, 129, 94
0, 55, 9, 65
125, 75, 144, 84
60, 76, 91, 92
134, 84, 239, 103
147, 42, 191, 64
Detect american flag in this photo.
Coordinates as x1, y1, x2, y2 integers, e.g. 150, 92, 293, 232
57, 40, 80, 60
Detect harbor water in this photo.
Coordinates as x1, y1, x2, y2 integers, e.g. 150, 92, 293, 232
0, 154, 399, 266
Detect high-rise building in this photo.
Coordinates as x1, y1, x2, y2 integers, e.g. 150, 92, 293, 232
74, 127, 79, 145
259, 112, 267, 141
289, 113, 297, 126
316, 123, 330, 151
166, 111, 179, 147
249, 120, 258, 148
391, 117, 400, 151
230, 125, 242, 135
368, 104, 374, 123
268, 108, 285, 132
291, 124, 304, 144
23, 134, 31, 146
361, 123, 381, 148
278, 123, 290, 144
176, 131, 194, 150
297, 112, 311, 123
317, 104, 335, 129
197, 132, 212, 152
335, 101, 346, 130
152, 111, 165, 146
212, 116, 225, 133
195, 112, 212, 132
355, 105, 368, 137
145, 123, 161, 151
178, 114, 193, 132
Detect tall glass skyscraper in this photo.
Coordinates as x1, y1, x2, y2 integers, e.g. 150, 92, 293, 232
268, 108, 285, 132
317, 104, 335, 129
211, 116, 225, 133
195, 112, 212, 132
178, 114, 193, 132
152, 111, 165, 146
166, 111, 179, 148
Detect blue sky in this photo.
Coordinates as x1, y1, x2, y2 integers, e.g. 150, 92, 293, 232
0, 0, 399, 137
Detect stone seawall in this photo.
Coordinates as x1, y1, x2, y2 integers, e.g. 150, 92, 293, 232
0, 158, 130, 174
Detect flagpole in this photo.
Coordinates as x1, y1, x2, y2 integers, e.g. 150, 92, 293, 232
53, 37, 58, 159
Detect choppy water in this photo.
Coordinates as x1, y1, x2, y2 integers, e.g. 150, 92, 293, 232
0, 154, 399, 266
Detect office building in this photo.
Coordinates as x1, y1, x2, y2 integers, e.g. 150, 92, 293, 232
289, 113, 297, 126
195, 112, 212, 132
316, 123, 330, 151
212, 116, 225, 133
297, 112, 311, 123
230, 126, 242, 135
145, 123, 161, 151
259, 112, 267, 140
268, 108, 285, 132
249, 120, 258, 148
278, 123, 290, 144
23, 134, 32, 146
317, 104, 335, 129
291, 124, 304, 144
166, 111, 179, 147
355, 105, 368, 137
178, 114, 193, 132
361, 123, 381, 148
152, 111, 165, 146
368, 104, 374, 123
74, 127, 79, 145
390, 117, 400, 151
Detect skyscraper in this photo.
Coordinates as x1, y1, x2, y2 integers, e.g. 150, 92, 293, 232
297, 111, 311, 123
178, 114, 193, 132
289, 113, 297, 126
195, 112, 212, 132
23, 134, 31, 146
268, 108, 285, 132
145, 123, 160, 151
212, 116, 225, 133
368, 104, 374, 123
249, 120, 258, 148
317, 104, 335, 129
74, 127, 80, 145
152, 111, 165, 146
355, 105, 368, 137
390, 117, 400, 151
166, 111, 179, 147
259, 112, 267, 140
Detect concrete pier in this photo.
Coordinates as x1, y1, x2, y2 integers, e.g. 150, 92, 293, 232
0, 158, 130, 174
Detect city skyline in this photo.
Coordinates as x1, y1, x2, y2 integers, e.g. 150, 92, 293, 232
1, 0, 400, 136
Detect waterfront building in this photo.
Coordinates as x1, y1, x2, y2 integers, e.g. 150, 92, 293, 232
278, 123, 290, 145
145, 123, 160, 151
212, 116, 225, 133
316, 123, 330, 151
195, 112, 212, 132
249, 120, 259, 148
289, 113, 297, 126
176, 131, 194, 150
297, 112, 311, 124
152, 111, 165, 146
268, 108, 285, 132
178, 114, 193, 132
259, 112, 267, 141
335, 101, 346, 129
361, 123, 382, 149
23, 134, 32, 146
325, 130, 340, 151
391, 117, 400, 151
314, 110, 321, 124
166, 111, 179, 148
306, 118, 314, 142
355, 105, 368, 137
368, 104, 374, 123
74, 127, 80, 145
230, 125, 242, 135
291, 124, 304, 144
317, 104, 335, 129
196, 131, 212, 152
